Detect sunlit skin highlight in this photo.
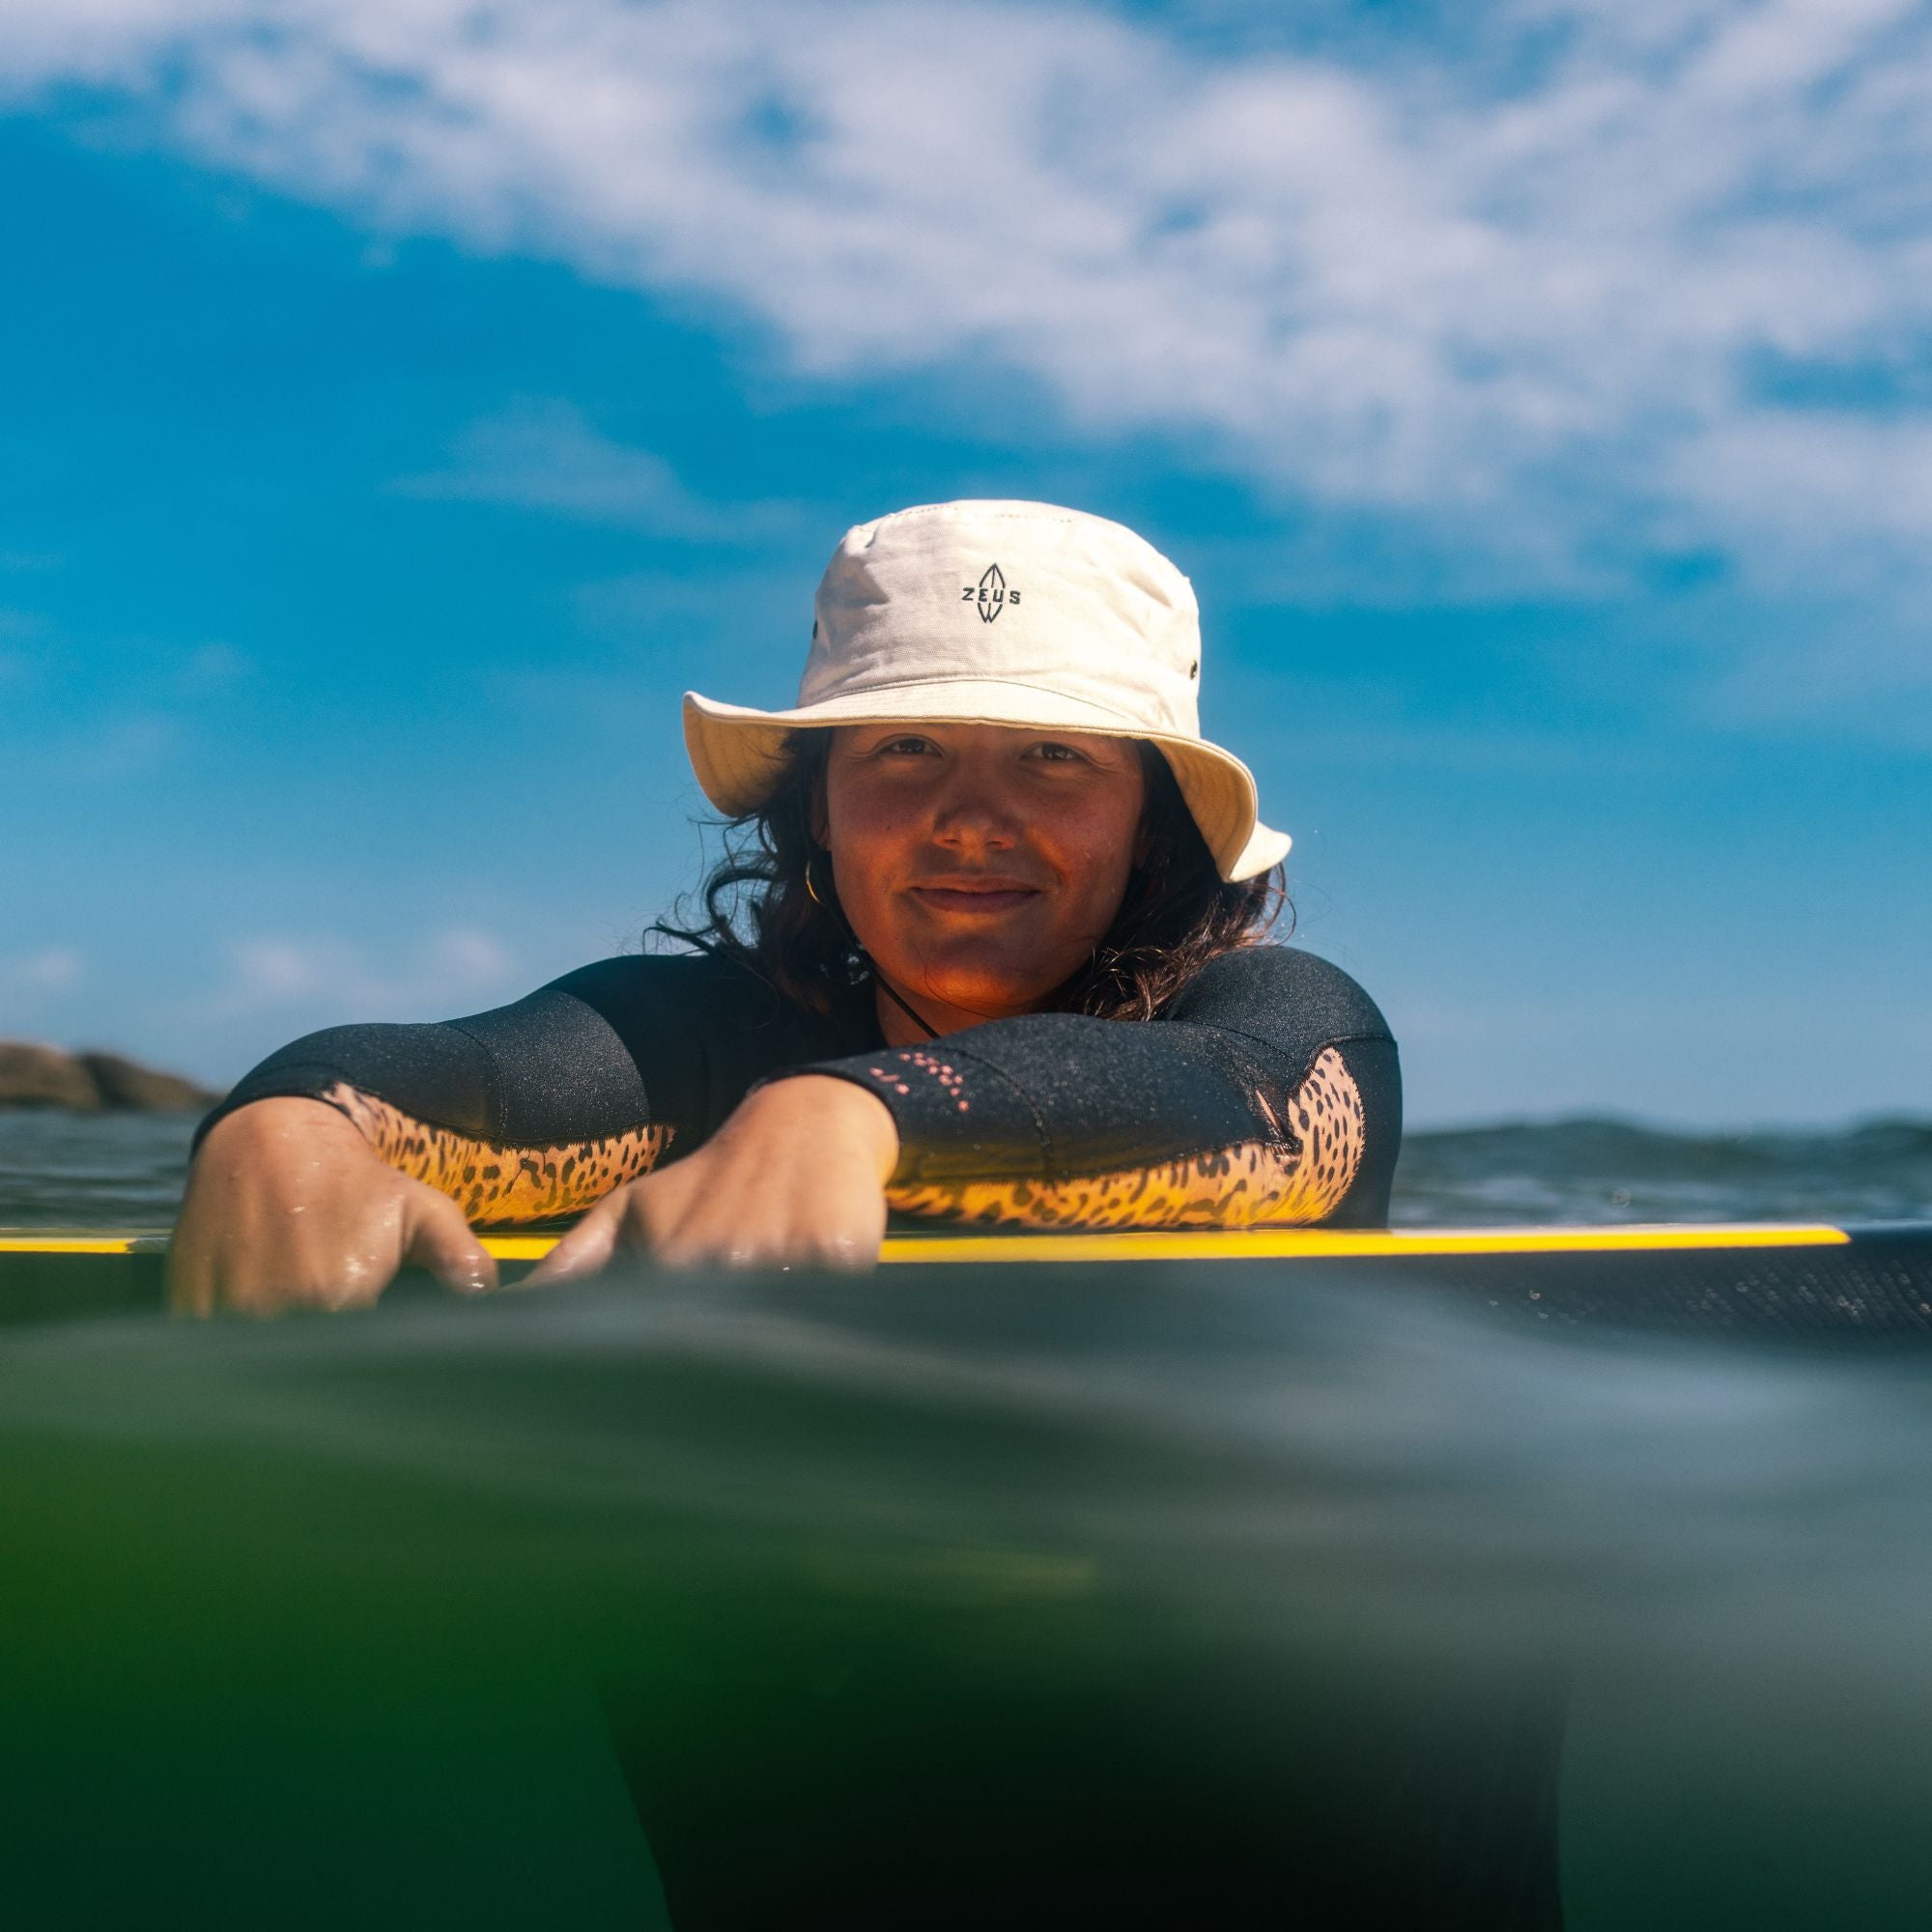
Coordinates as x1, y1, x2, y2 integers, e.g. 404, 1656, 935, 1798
818, 722, 1149, 1044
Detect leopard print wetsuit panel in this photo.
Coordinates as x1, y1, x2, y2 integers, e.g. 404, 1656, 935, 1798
326, 1082, 672, 1225
886, 1045, 1366, 1231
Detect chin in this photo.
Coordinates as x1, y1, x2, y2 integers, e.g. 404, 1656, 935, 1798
908, 955, 1066, 1017
923, 986, 1040, 1019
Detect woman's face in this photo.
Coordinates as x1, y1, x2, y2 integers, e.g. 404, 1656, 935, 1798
822, 722, 1148, 1037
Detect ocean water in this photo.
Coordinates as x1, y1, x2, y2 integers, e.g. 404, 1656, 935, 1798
5, 1116, 1932, 1925
6, 1262, 1932, 1926
0, 1110, 203, 1231
3, 1107, 1930, 1231
1392, 1116, 1932, 1226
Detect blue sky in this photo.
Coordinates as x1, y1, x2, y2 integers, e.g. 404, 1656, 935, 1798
1, 0, 1928, 1126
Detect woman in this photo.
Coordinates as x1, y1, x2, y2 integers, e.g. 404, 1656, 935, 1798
171, 500, 1400, 1314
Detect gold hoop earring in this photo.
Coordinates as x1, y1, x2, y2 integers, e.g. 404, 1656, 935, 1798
805, 856, 827, 907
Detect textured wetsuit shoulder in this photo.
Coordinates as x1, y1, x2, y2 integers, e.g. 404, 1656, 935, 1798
793, 943, 1402, 1230
198, 948, 862, 1153
1161, 943, 1394, 1051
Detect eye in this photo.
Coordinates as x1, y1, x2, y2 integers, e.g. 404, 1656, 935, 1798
1031, 740, 1088, 765
875, 733, 937, 756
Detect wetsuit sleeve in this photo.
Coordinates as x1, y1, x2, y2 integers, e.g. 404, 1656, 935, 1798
192, 955, 820, 1224
792, 947, 1402, 1230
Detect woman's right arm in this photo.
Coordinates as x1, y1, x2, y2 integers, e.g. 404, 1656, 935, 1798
167, 956, 746, 1315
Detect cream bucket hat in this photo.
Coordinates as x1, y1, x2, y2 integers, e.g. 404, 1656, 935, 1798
683, 499, 1291, 882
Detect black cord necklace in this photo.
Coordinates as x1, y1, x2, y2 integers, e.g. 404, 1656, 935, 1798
806, 842, 941, 1041
871, 968, 941, 1041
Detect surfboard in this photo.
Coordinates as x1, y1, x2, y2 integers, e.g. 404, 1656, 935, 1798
0, 1221, 1865, 1265
4, 1220, 1929, 1338
11, 1224, 1932, 1924
4, 1220, 1932, 1924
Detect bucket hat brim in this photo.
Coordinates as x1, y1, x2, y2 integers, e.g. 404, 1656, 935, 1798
684, 680, 1292, 884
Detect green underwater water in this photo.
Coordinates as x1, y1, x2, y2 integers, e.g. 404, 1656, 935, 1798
6, 1106, 1932, 1923
5, 1264, 1932, 1926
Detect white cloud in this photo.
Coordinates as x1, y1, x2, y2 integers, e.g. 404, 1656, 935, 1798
396, 398, 794, 540
425, 925, 515, 985
179, 639, 253, 687
3, 947, 85, 993
230, 938, 320, 1003
220, 925, 520, 1020
4, 0, 1931, 612
75, 712, 184, 780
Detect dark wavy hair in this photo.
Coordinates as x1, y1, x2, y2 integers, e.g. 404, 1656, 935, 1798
654, 732, 1288, 1024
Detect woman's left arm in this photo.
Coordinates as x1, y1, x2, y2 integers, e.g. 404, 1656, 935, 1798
789, 947, 1402, 1232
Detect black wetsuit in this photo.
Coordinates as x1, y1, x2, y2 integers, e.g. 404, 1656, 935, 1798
202, 943, 1401, 1229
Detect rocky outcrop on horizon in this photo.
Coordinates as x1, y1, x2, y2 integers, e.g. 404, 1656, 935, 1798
0, 1042, 220, 1112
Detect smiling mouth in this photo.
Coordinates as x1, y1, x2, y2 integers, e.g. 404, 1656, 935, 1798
909, 884, 1042, 914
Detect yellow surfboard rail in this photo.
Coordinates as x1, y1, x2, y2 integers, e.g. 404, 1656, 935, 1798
0, 1223, 1856, 1266
873, 1223, 1853, 1264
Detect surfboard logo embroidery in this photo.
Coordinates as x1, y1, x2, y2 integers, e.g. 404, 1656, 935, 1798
961, 563, 1019, 621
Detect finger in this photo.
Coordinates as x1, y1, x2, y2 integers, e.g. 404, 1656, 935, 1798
165, 1240, 215, 1319
818, 1230, 883, 1273
521, 1198, 623, 1286
401, 1185, 499, 1296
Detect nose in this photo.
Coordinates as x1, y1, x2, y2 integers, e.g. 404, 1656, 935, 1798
929, 763, 1020, 853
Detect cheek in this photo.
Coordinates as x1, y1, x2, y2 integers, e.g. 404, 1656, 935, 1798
822, 782, 900, 930
1059, 793, 1144, 907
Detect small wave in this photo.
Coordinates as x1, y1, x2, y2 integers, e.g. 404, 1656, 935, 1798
1396, 1116, 1932, 1226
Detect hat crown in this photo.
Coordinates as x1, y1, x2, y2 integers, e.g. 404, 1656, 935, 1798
801, 500, 1204, 738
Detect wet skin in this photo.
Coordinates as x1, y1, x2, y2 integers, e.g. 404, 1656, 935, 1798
819, 723, 1148, 1043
